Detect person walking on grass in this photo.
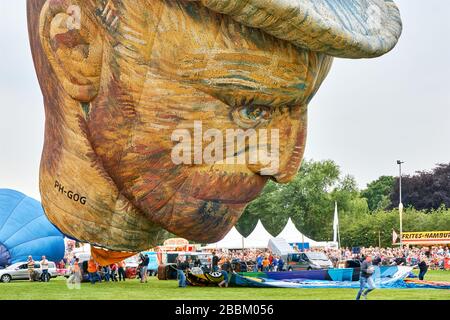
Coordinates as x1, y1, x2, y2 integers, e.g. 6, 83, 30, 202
139, 253, 149, 283
68, 258, 81, 284
356, 255, 376, 300
418, 256, 429, 280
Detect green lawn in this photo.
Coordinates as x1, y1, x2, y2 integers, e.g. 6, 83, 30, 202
0, 270, 449, 300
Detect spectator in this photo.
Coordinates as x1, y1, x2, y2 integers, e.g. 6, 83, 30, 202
212, 252, 219, 272
27, 256, 35, 282
177, 256, 190, 288
262, 257, 270, 272
118, 260, 126, 281
221, 258, 231, 273
110, 263, 118, 282
277, 256, 285, 272
418, 257, 429, 281
103, 265, 111, 282
272, 256, 278, 272
256, 254, 263, 272
139, 254, 149, 283
40, 255, 49, 282
68, 258, 81, 284
87, 258, 99, 285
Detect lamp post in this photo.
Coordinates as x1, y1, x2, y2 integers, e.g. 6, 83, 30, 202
397, 160, 405, 248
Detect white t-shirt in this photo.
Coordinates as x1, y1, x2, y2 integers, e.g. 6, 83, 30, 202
41, 259, 49, 270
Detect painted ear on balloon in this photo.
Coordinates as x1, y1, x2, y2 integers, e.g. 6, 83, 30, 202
39, 0, 103, 103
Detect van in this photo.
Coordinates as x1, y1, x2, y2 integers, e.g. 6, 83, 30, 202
286, 252, 333, 271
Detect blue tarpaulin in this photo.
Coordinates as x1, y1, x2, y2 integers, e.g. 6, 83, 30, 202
231, 267, 449, 290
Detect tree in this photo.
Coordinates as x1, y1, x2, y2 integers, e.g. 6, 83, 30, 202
361, 176, 395, 211
390, 163, 450, 211
236, 180, 284, 237
237, 159, 369, 241
339, 207, 450, 247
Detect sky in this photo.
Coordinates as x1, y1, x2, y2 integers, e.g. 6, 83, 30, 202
0, 0, 449, 201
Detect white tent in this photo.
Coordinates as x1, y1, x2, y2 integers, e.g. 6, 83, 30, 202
204, 226, 245, 250
276, 218, 316, 244
276, 218, 338, 248
244, 220, 275, 248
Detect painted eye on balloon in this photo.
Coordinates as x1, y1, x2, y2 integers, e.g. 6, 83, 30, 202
232, 105, 273, 128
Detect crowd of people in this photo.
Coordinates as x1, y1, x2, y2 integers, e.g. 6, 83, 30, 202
206, 245, 450, 272
64, 257, 129, 285
318, 246, 450, 270
206, 249, 285, 273
47, 244, 450, 290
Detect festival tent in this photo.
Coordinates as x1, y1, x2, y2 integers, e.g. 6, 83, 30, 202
277, 218, 316, 244
204, 226, 245, 250
0, 189, 65, 266
244, 220, 275, 249
276, 218, 338, 248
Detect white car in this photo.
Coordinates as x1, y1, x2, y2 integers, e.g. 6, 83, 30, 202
0, 261, 58, 283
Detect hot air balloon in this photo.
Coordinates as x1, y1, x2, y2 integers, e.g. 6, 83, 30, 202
0, 189, 65, 267
27, 0, 402, 257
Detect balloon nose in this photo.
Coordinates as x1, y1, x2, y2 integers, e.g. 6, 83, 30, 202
270, 155, 303, 184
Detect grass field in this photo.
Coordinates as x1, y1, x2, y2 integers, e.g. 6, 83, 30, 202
0, 270, 449, 300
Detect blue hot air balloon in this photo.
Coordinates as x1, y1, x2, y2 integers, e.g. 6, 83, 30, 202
0, 189, 65, 267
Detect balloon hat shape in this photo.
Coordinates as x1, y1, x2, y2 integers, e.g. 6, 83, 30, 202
27, 0, 402, 252
0, 189, 65, 266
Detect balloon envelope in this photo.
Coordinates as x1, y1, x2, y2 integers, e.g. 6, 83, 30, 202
0, 189, 65, 266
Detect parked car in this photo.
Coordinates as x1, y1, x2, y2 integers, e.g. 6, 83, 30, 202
286, 252, 333, 271
0, 261, 58, 283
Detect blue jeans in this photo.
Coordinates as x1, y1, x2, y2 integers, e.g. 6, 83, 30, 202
222, 271, 229, 284
103, 268, 111, 282
177, 270, 186, 287
356, 276, 375, 300
41, 269, 49, 282
89, 272, 100, 284
419, 270, 427, 280
140, 266, 148, 282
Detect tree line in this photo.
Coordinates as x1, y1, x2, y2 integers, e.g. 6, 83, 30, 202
236, 160, 450, 247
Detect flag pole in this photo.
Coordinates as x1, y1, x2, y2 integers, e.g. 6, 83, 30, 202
333, 202, 340, 249
338, 220, 341, 249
